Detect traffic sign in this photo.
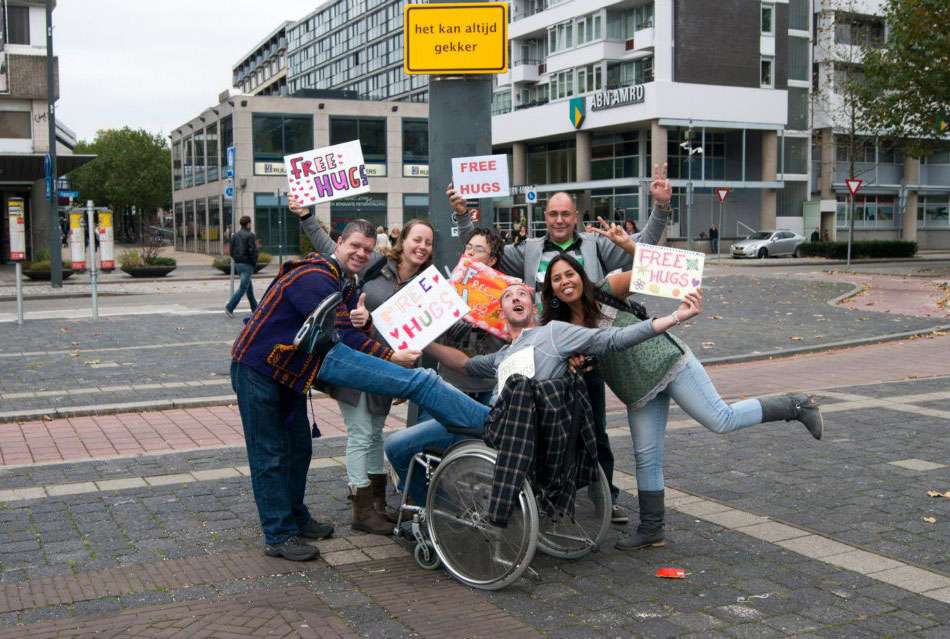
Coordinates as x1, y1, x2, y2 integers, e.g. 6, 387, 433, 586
404, 3, 508, 75
845, 179, 862, 196
44, 152, 51, 177
58, 190, 79, 199
226, 145, 235, 178
223, 178, 234, 201
715, 187, 730, 204
525, 189, 538, 204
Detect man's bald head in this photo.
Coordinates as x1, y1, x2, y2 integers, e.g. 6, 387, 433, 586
544, 192, 579, 243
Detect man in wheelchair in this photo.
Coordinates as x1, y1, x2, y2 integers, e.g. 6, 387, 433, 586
384, 283, 703, 506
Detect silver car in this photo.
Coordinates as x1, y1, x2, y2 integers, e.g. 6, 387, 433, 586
730, 230, 807, 259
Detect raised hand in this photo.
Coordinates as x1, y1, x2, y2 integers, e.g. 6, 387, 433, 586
587, 215, 632, 246
676, 289, 703, 321
649, 163, 672, 205
350, 293, 369, 328
445, 182, 469, 216
288, 194, 309, 217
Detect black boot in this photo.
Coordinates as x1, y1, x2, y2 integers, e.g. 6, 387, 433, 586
758, 394, 823, 440
616, 490, 665, 550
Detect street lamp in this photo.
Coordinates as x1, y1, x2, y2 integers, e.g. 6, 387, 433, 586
680, 128, 703, 251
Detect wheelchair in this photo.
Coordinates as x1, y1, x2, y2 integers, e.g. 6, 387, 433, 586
394, 425, 612, 591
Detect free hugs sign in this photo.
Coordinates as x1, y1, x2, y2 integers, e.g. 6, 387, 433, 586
630, 244, 705, 300
283, 140, 370, 205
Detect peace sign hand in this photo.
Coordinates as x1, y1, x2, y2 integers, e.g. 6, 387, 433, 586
586, 216, 635, 251
650, 163, 672, 205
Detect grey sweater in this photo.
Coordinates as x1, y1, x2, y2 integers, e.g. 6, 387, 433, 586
466, 319, 659, 400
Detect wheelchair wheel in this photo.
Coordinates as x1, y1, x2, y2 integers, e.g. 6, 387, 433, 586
537, 464, 611, 559
426, 444, 538, 591
414, 542, 441, 570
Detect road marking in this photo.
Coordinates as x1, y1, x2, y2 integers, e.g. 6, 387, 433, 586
0, 340, 231, 360
616, 473, 950, 606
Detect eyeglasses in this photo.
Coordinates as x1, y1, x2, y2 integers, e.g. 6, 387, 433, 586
464, 244, 488, 255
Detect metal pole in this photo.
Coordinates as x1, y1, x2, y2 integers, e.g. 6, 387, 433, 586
847, 195, 854, 264
14, 262, 23, 324
230, 171, 239, 295
45, 0, 62, 287
718, 200, 724, 258
86, 200, 98, 319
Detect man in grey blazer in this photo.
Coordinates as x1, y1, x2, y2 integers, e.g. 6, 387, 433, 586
448, 163, 674, 524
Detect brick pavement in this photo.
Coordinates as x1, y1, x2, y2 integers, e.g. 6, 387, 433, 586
1, 334, 946, 467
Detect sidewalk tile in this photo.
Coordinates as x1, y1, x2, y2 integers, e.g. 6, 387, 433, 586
702, 510, 769, 529
776, 535, 855, 559
190, 468, 241, 481
144, 473, 195, 486
96, 478, 147, 491
869, 566, 950, 593
674, 499, 733, 517
823, 550, 905, 575
924, 587, 950, 604
736, 521, 810, 543
321, 549, 371, 566
887, 459, 946, 471
45, 482, 98, 497
0, 487, 45, 501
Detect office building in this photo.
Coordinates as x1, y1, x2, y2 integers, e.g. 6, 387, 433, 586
0, 0, 93, 264
232, 22, 293, 97
170, 94, 428, 255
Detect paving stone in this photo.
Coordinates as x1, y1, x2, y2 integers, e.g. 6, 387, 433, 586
143, 473, 195, 486
95, 478, 147, 491
888, 459, 946, 471
736, 521, 811, 543
822, 549, 906, 574
190, 467, 242, 481
776, 534, 857, 559
45, 482, 98, 497
673, 499, 733, 517
702, 510, 770, 530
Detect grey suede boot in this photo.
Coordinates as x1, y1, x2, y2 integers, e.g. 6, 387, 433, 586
616, 490, 666, 550
758, 394, 823, 440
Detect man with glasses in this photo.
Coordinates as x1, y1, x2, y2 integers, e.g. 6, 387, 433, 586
447, 164, 674, 524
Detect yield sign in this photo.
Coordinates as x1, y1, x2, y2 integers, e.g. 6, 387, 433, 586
715, 188, 730, 203
845, 179, 862, 196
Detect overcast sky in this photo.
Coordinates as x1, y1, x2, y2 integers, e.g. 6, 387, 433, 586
55, 0, 319, 142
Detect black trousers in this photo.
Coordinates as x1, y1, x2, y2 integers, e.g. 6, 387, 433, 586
583, 367, 618, 501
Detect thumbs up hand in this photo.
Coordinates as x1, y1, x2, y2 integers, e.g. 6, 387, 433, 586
350, 292, 370, 328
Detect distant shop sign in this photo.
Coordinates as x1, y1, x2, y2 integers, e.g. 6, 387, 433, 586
589, 85, 645, 111
404, 164, 429, 177
254, 161, 286, 176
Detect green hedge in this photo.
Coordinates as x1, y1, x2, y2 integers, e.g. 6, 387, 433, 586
797, 240, 917, 259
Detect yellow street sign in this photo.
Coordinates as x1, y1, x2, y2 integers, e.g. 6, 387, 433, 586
404, 3, 508, 75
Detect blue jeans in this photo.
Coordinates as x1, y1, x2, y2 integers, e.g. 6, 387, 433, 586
627, 355, 763, 491
316, 343, 490, 432
231, 360, 312, 544
226, 262, 257, 313
384, 418, 485, 505
710, 238, 719, 254
417, 389, 493, 424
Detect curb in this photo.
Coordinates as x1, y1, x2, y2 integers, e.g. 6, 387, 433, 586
2, 326, 948, 423
716, 255, 949, 268
697, 323, 950, 367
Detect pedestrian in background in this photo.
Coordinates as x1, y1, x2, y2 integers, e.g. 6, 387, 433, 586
624, 219, 638, 235
225, 215, 258, 318
376, 225, 390, 249
811, 229, 820, 242
388, 226, 400, 247
709, 224, 719, 253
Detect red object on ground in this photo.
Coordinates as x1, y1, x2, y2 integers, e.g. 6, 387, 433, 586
655, 568, 686, 579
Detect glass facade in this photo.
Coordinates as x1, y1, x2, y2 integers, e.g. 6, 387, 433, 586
330, 118, 387, 173
836, 194, 899, 228
402, 119, 428, 176
254, 192, 300, 254
183, 136, 193, 188
591, 132, 640, 180
527, 140, 576, 184
330, 192, 388, 232
220, 116, 233, 175
917, 196, 949, 228
172, 141, 182, 190
403, 194, 429, 223
252, 114, 313, 171
206, 123, 219, 183
194, 129, 206, 186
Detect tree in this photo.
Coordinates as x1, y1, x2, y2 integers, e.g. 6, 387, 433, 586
860, 0, 950, 158
68, 127, 171, 242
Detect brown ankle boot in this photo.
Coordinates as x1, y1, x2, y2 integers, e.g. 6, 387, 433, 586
369, 473, 397, 523
349, 485, 392, 535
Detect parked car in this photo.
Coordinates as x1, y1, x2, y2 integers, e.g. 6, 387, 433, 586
730, 230, 807, 259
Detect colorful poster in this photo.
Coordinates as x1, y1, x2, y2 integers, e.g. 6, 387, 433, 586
630, 244, 705, 300
98, 211, 114, 269
451, 154, 510, 199
372, 265, 471, 351
7, 197, 25, 261
450, 256, 523, 339
283, 140, 370, 206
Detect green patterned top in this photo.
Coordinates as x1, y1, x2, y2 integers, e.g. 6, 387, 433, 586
596, 283, 691, 409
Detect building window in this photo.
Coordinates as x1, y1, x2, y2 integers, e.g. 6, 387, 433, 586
194, 129, 206, 186
330, 117, 386, 175
402, 119, 428, 176
403, 194, 430, 224
220, 116, 233, 175
834, 12, 885, 46
0, 111, 31, 138
917, 196, 949, 228
5, 5, 29, 45
183, 136, 194, 188
838, 195, 900, 228
761, 3, 774, 34
591, 131, 640, 180
526, 139, 576, 184
492, 91, 512, 115
330, 193, 388, 232
172, 141, 182, 191
252, 114, 313, 170
253, 192, 300, 254
206, 123, 219, 182
623, 3, 654, 37
760, 57, 774, 88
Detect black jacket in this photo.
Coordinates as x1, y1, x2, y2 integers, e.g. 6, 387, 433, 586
230, 228, 259, 266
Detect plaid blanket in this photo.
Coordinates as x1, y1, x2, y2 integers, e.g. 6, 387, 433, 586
483, 374, 599, 526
